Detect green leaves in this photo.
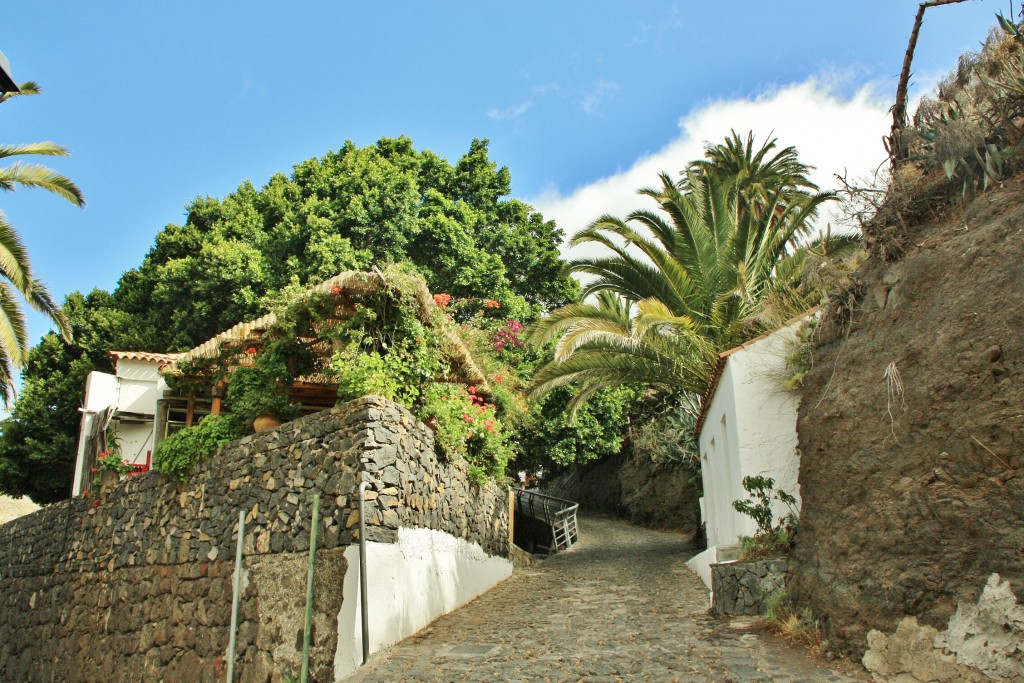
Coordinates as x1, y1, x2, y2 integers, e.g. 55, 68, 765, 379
152, 416, 243, 484
3, 136, 576, 501
529, 131, 841, 411
0, 90, 83, 406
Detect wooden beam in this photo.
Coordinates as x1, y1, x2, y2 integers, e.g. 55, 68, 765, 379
211, 381, 224, 416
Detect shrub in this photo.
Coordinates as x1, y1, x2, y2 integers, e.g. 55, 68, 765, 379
733, 475, 797, 559
419, 383, 513, 484
153, 415, 243, 484
763, 589, 825, 651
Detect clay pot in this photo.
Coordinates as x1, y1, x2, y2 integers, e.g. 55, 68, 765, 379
253, 413, 283, 432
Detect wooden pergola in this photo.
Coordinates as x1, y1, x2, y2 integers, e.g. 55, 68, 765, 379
161, 270, 490, 425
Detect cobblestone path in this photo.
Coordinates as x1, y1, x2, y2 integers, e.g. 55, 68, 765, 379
345, 515, 868, 682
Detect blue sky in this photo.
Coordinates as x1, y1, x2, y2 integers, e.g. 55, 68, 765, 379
1, 0, 1009, 346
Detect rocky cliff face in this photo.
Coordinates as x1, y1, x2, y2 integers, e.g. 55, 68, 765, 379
789, 179, 1024, 655
549, 450, 701, 536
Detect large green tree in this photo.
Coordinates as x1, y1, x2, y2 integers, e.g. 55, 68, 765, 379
529, 133, 858, 410
0, 81, 83, 404
0, 136, 578, 503
114, 137, 575, 351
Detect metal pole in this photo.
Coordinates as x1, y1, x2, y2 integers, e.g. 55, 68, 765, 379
300, 494, 321, 683
226, 510, 245, 683
358, 481, 370, 665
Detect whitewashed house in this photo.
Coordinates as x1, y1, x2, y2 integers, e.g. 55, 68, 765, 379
686, 316, 808, 590
71, 351, 183, 495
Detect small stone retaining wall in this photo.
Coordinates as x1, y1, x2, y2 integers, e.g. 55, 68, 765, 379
711, 558, 788, 616
0, 395, 510, 683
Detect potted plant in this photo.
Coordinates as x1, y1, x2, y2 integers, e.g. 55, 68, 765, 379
93, 451, 133, 492
226, 338, 313, 432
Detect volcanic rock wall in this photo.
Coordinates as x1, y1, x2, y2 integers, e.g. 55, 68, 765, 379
0, 395, 510, 682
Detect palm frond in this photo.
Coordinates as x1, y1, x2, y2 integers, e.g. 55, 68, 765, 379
0, 162, 85, 206
0, 142, 71, 159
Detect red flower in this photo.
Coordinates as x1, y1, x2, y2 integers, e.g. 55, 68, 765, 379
484, 299, 500, 309
330, 285, 343, 295
433, 293, 452, 308
246, 346, 258, 355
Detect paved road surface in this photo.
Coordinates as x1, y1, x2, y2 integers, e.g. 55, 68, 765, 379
345, 515, 868, 682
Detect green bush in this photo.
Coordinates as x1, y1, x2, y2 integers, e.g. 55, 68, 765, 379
333, 325, 443, 409
733, 475, 797, 559
419, 383, 513, 484
153, 415, 243, 484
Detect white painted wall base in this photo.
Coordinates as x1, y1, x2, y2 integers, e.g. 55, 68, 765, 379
687, 546, 716, 592
334, 526, 513, 680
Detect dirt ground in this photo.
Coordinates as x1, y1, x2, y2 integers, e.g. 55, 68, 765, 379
790, 177, 1024, 654
0, 495, 38, 526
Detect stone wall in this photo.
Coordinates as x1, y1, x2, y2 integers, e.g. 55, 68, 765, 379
711, 558, 787, 616
0, 395, 510, 683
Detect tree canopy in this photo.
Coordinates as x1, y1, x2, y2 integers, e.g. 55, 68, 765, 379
115, 137, 576, 351
0, 136, 578, 503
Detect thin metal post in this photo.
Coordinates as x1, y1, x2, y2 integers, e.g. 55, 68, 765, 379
358, 481, 370, 664
226, 510, 245, 683
300, 494, 321, 683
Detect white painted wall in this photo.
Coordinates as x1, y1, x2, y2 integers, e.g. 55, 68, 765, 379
72, 359, 170, 495
334, 527, 513, 680
688, 319, 804, 590
114, 359, 166, 415
72, 371, 119, 496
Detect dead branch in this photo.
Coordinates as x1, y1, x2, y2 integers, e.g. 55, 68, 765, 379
889, 0, 971, 167
970, 434, 1013, 471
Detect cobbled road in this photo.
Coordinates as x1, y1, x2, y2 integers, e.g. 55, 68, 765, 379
344, 515, 868, 682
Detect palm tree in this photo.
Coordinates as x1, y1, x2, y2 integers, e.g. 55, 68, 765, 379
528, 132, 858, 407
528, 291, 718, 412
0, 81, 83, 404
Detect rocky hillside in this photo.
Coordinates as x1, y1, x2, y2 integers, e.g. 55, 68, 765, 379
789, 177, 1024, 654
547, 450, 701, 536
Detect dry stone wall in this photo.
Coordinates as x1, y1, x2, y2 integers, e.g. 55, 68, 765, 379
0, 395, 510, 683
711, 558, 788, 616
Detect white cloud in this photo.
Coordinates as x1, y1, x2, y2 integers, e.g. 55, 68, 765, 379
531, 77, 894, 256
580, 80, 620, 115
487, 99, 534, 123
488, 84, 560, 123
